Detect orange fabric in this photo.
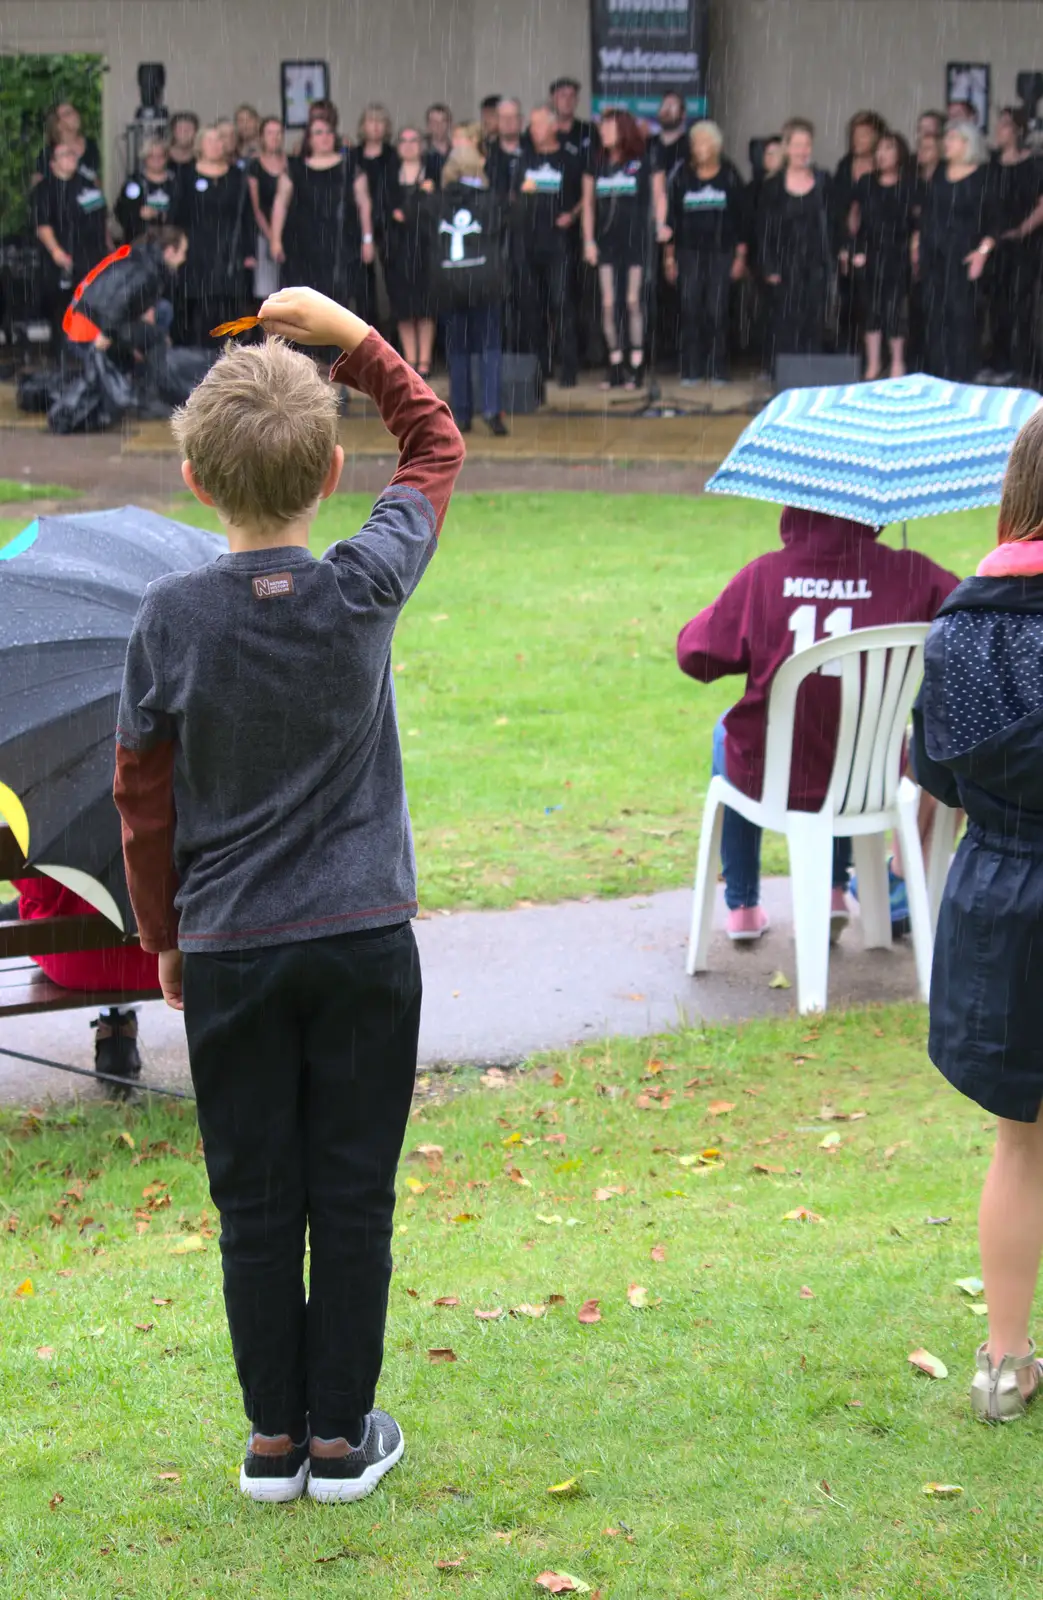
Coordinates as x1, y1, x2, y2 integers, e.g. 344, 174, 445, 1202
13, 876, 159, 993
62, 245, 132, 343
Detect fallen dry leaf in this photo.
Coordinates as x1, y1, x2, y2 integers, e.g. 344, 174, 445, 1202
433, 1297, 461, 1308
707, 1101, 735, 1118
510, 1303, 547, 1318
507, 1168, 532, 1188
593, 1186, 625, 1201
406, 1288, 420, 1299
405, 1178, 429, 1194
536, 1214, 563, 1225
152, 1298, 173, 1307
798, 1286, 815, 1299
451, 1213, 478, 1224
157, 1471, 180, 1482
480, 1070, 510, 1090
548, 1294, 567, 1306
428, 1348, 458, 1363
171, 1236, 205, 1255
922, 1483, 963, 1498
36, 1346, 55, 1360
134, 1322, 154, 1334
627, 1283, 649, 1308
768, 971, 791, 990
210, 315, 260, 337
48, 1493, 63, 1510
413, 1143, 444, 1160
435, 1555, 467, 1569
474, 1307, 504, 1321
536, 1575, 590, 1594
577, 1298, 601, 1325
954, 1277, 984, 1298
820, 1132, 841, 1150
783, 1207, 823, 1223
544, 1133, 567, 1145
550, 1071, 565, 1087
753, 1163, 786, 1175
14, 1278, 33, 1298
546, 1477, 580, 1495
908, 1348, 948, 1380
650, 1244, 667, 1262
492, 1531, 513, 1543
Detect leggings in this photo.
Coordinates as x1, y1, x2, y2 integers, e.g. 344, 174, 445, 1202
598, 260, 644, 357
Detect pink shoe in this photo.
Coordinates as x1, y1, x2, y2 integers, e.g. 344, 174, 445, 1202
830, 887, 849, 944
726, 906, 770, 942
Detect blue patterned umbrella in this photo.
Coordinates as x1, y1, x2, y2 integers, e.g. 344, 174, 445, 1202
706, 375, 1043, 525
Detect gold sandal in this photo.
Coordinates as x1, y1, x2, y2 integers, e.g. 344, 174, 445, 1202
971, 1340, 1043, 1422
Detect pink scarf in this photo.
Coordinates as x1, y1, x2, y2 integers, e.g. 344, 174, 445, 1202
977, 541, 1043, 578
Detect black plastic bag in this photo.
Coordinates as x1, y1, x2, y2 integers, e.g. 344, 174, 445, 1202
16, 370, 61, 414
46, 347, 133, 435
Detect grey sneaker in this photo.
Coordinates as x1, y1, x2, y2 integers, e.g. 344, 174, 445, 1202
970, 1340, 1043, 1421
308, 1409, 404, 1502
240, 1431, 310, 1501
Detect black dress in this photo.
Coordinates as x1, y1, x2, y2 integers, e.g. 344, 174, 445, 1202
357, 143, 397, 240
919, 165, 1000, 382
173, 163, 250, 342
758, 171, 832, 362
115, 167, 177, 240
284, 154, 364, 309
31, 169, 108, 286
853, 173, 914, 341
988, 154, 1043, 378
384, 172, 433, 321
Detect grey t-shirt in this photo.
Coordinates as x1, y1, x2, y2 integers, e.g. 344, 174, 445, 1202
116, 485, 437, 952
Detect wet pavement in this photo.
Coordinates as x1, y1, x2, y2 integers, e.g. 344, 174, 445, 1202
0, 879, 922, 1106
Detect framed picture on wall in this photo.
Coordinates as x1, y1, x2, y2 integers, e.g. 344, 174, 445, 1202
946, 62, 990, 130
281, 60, 329, 129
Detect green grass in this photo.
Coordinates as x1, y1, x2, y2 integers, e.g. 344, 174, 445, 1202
0, 494, 992, 909
0, 479, 78, 503
1, 1007, 1036, 1598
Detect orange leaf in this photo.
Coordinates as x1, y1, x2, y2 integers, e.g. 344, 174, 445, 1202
36, 1346, 55, 1360
650, 1244, 667, 1262
436, 1556, 467, 1569
798, 1286, 815, 1299
158, 1471, 180, 1481
753, 1163, 786, 1175
49, 1493, 63, 1510
783, 1207, 824, 1223
14, 1278, 33, 1298
210, 315, 260, 337
406, 1288, 420, 1298
550, 1071, 565, 1087
428, 1347, 458, 1363
152, 1297, 173, 1307
134, 1321, 155, 1333
577, 1298, 601, 1324
474, 1307, 504, 1320
548, 1293, 567, 1306
433, 1296, 461, 1307
707, 1100, 736, 1117
536, 1575, 589, 1594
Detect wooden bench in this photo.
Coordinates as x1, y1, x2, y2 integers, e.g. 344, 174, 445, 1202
0, 823, 160, 1018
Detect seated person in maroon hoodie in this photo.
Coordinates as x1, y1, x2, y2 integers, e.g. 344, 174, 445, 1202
677, 507, 959, 941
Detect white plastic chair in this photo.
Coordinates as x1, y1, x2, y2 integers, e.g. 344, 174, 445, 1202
686, 623, 934, 1014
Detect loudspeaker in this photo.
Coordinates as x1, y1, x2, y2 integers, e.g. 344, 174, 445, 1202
774, 353, 863, 393
470, 351, 540, 415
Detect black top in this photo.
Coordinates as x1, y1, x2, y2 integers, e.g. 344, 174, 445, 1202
430, 182, 506, 311
591, 151, 652, 259
989, 153, 1043, 237
486, 138, 528, 199
852, 173, 915, 270
173, 163, 249, 295
30, 168, 108, 282
247, 157, 283, 223
651, 130, 688, 189
757, 171, 833, 282
918, 165, 1001, 267
559, 116, 598, 170
357, 143, 397, 235
512, 143, 583, 252
35, 134, 101, 180
831, 152, 874, 248
115, 167, 177, 240
424, 146, 449, 187
668, 160, 747, 252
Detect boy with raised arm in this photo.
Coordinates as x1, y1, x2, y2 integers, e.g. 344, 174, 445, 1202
113, 289, 465, 1502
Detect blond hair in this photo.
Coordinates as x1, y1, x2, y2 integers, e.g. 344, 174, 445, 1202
171, 339, 339, 532
442, 144, 487, 186
998, 408, 1043, 543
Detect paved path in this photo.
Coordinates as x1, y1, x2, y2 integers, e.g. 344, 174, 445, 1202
0, 879, 921, 1106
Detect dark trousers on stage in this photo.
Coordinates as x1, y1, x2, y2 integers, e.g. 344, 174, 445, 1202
678, 249, 732, 380
519, 244, 578, 383
990, 240, 1035, 379
444, 303, 503, 424
182, 923, 422, 1438
924, 257, 979, 383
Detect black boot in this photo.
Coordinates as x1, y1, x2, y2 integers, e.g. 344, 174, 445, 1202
91, 1008, 142, 1096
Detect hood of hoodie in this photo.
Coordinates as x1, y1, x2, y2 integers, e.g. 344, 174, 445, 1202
922, 569, 1043, 817
778, 506, 881, 551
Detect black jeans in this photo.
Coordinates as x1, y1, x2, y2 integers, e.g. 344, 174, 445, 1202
519, 243, 578, 383
678, 248, 732, 380
182, 922, 422, 1437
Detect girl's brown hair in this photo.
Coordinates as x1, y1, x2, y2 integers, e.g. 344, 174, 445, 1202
600, 107, 646, 163
998, 408, 1043, 542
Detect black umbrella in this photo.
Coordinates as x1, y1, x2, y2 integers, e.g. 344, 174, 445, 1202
0, 506, 224, 932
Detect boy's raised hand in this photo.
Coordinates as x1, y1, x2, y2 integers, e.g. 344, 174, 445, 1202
258, 287, 370, 354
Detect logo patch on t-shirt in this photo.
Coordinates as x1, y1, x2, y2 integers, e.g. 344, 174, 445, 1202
252, 572, 295, 599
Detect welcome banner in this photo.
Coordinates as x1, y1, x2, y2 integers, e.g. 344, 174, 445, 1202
590, 0, 708, 119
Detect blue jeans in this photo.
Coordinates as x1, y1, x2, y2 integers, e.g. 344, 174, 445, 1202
712, 716, 852, 911
443, 304, 502, 424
